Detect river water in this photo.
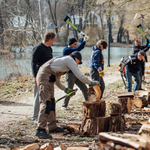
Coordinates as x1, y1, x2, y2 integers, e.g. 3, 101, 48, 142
0, 46, 132, 80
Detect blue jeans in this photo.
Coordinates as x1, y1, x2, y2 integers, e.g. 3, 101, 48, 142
125, 70, 141, 93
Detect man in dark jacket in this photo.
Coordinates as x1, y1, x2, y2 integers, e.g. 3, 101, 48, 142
132, 39, 149, 89
120, 50, 145, 93
31, 31, 55, 122
89, 40, 108, 99
61, 36, 89, 110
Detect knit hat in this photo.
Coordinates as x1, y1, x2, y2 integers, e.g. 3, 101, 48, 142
70, 51, 82, 64
68, 38, 77, 45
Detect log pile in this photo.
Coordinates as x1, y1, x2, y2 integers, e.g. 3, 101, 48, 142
98, 132, 150, 150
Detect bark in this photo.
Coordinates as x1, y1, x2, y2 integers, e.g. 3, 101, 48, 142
118, 97, 133, 114
82, 100, 105, 118
108, 103, 122, 115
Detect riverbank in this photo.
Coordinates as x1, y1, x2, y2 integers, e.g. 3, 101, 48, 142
53, 42, 133, 48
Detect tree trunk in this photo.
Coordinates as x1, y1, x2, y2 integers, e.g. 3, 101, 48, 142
82, 100, 105, 118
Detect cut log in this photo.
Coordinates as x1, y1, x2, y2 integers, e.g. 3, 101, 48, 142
134, 96, 148, 108
98, 132, 143, 149
82, 100, 105, 118
134, 90, 150, 104
117, 92, 134, 98
138, 123, 150, 135
110, 114, 125, 132
79, 117, 97, 135
118, 97, 133, 114
108, 103, 122, 115
93, 85, 101, 101
96, 115, 111, 133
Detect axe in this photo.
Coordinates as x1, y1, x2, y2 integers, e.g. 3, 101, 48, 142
55, 88, 78, 103
64, 14, 90, 41
137, 24, 147, 40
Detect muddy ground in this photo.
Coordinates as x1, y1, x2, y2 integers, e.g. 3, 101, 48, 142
1, 62, 150, 149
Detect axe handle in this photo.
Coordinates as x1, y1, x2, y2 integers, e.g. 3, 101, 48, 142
137, 27, 147, 39
66, 20, 80, 32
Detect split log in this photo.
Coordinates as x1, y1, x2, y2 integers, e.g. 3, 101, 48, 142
118, 97, 133, 114
96, 115, 111, 133
40, 143, 53, 150
88, 85, 101, 101
82, 100, 105, 118
98, 132, 143, 149
134, 97, 148, 108
19, 143, 40, 150
93, 85, 101, 101
108, 103, 122, 115
138, 123, 150, 136
110, 114, 125, 132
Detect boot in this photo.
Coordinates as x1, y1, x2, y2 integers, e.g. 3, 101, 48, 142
49, 126, 64, 133
35, 128, 52, 139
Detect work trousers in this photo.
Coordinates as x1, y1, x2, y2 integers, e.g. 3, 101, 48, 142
125, 69, 141, 94
89, 68, 105, 99
62, 73, 88, 108
32, 84, 39, 121
36, 58, 57, 130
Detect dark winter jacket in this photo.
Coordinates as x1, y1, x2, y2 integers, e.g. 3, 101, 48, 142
120, 53, 145, 75
63, 40, 86, 73
63, 41, 86, 56
89, 45, 104, 71
31, 43, 53, 77
132, 44, 149, 62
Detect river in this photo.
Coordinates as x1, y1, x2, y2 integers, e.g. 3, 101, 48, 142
0, 46, 132, 80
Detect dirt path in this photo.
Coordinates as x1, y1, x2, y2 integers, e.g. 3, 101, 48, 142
2, 60, 150, 128
0, 71, 121, 129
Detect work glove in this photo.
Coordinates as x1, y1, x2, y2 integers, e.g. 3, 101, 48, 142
83, 35, 89, 42
148, 43, 150, 48
64, 88, 76, 96
79, 31, 85, 40
146, 38, 150, 44
97, 67, 105, 77
90, 81, 100, 86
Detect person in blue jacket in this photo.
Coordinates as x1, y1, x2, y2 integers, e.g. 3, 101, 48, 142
89, 40, 108, 99
61, 35, 89, 110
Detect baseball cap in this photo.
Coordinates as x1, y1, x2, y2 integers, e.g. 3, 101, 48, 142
70, 51, 82, 64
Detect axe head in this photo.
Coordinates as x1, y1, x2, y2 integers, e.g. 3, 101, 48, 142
64, 14, 71, 22
137, 24, 142, 28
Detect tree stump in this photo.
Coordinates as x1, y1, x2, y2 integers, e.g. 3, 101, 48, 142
108, 103, 122, 115
79, 117, 97, 135
82, 100, 105, 118
134, 96, 148, 108
96, 115, 111, 133
118, 97, 133, 114
110, 114, 125, 132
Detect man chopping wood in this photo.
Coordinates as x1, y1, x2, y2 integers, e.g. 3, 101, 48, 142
35, 51, 99, 139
